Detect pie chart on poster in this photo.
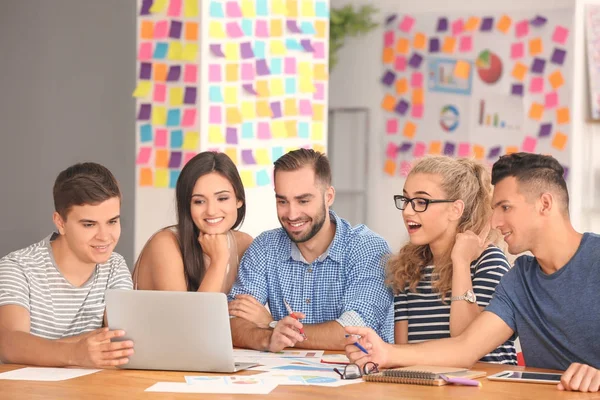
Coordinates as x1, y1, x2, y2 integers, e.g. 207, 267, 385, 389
476, 50, 503, 84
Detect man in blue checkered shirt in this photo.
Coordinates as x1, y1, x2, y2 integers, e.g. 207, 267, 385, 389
228, 149, 394, 352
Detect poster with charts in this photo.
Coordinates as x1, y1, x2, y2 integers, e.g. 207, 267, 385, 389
380, 10, 573, 179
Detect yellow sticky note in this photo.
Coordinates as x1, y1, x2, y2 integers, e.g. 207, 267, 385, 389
313, 104, 325, 121
429, 141, 442, 155
139, 168, 153, 186
241, 101, 256, 119
168, 42, 182, 60
552, 132, 568, 151
298, 62, 312, 77
528, 103, 544, 120
255, 148, 271, 165
225, 42, 239, 60
226, 107, 242, 124
383, 47, 394, 64
300, 76, 315, 93
284, 99, 298, 116
384, 160, 396, 176
315, 20, 327, 38
240, 170, 256, 188
224, 86, 238, 105
403, 121, 417, 139
270, 40, 286, 56
182, 132, 199, 150
209, 21, 226, 38
314, 64, 328, 81
464, 17, 480, 31
272, 0, 286, 15
412, 88, 424, 105
169, 87, 183, 106
442, 37, 456, 54
155, 169, 169, 188
286, 0, 298, 17
183, 0, 199, 17
226, 64, 239, 82
511, 62, 528, 81
257, 101, 273, 117
224, 148, 238, 165
556, 107, 570, 124
312, 122, 324, 140
473, 145, 485, 160
301, 0, 314, 16
454, 60, 470, 79
241, 0, 256, 17
549, 70, 565, 89
182, 43, 198, 61
285, 120, 298, 137
396, 78, 408, 95
271, 120, 287, 138
496, 15, 512, 33
208, 126, 225, 144
382, 94, 396, 112
152, 106, 167, 125
132, 81, 152, 98
413, 33, 427, 50
313, 144, 325, 154
529, 37, 543, 56
396, 38, 410, 54
270, 78, 285, 96
271, 19, 283, 37
256, 80, 269, 97
149, 0, 167, 13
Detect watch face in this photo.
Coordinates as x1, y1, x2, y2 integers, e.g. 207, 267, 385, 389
465, 290, 477, 303
268, 320, 278, 329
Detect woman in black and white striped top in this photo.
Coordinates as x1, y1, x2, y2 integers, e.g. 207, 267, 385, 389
387, 156, 516, 364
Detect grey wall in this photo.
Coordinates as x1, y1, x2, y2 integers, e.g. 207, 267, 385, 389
0, 1, 136, 266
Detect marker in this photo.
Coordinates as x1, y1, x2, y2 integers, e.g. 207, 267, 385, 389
345, 334, 369, 354
283, 299, 307, 340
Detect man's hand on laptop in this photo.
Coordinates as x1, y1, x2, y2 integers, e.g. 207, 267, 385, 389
268, 313, 306, 352
70, 327, 135, 368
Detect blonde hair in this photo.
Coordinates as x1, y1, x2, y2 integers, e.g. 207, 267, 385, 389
386, 156, 495, 300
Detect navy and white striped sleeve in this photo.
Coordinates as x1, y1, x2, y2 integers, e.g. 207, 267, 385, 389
394, 292, 408, 322
472, 246, 511, 307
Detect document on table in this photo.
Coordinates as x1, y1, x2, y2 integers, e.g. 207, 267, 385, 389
147, 379, 278, 394
233, 349, 324, 358
0, 367, 101, 381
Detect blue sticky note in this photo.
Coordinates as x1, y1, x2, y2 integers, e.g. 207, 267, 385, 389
169, 170, 180, 189
241, 19, 253, 36
153, 42, 168, 59
300, 22, 316, 35
242, 122, 254, 139
256, 0, 268, 16
254, 41, 266, 59
140, 124, 152, 142
171, 129, 183, 148
315, 1, 329, 18
285, 77, 297, 94
286, 39, 302, 51
298, 122, 310, 138
209, 86, 223, 102
272, 146, 284, 161
167, 109, 181, 127
209, 1, 224, 17
256, 170, 270, 186
270, 58, 282, 74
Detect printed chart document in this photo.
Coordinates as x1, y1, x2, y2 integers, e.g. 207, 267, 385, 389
147, 378, 278, 394
0, 367, 101, 381
233, 349, 324, 358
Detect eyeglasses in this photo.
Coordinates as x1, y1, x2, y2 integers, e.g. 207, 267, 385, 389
334, 362, 379, 380
394, 195, 456, 213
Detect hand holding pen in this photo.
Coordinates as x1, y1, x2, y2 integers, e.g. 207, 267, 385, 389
267, 300, 306, 352
283, 299, 308, 340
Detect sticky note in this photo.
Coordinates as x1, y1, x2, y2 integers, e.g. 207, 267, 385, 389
139, 168, 152, 186
138, 42, 153, 60
383, 160, 396, 176
396, 38, 410, 54
167, 0, 181, 16
169, 21, 182, 39
132, 81, 151, 98
137, 104, 151, 121
530, 77, 544, 93
136, 147, 152, 165
182, 44, 198, 61
539, 123, 552, 138
505, 146, 519, 155
155, 149, 169, 168
511, 42, 524, 59
556, 107, 570, 124
152, 106, 167, 125
241, 0, 255, 17
464, 17, 480, 31
240, 101, 255, 120
459, 36, 472, 52
271, 19, 283, 36
436, 17, 448, 32
429, 38, 440, 52
384, 30, 395, 48
208, 126, 225, 144
239, 170, 256, 188
412, 88, 424, 105
522, 136, 537, 152
511, 62, 528, 81
169, 87, 183, 106
454, 60, 470, 79
140, 21, 154, 39
403, 121, 417, 139
139, 124, 152, 143
528, 103, 544, 120
226, 63, 239, 82
300, 21, 316, 35
226, 21, 244, 38
545, 92, 559, 109
413, 33, 426, 50
166, 109, 181, 126
167, 42, 182, 60
429, 141, 442, 155
226, 1, 242, 17
395, 99, 410, 116
399, 15, 415, 33
183, 152, 196, 166
408, 53, 423, 68
185, 22, 198, 40
170, 130, 184, 148
271, 78, 285, 96
529, 38, 543, 56
286, 120, 298, 137
224, 86, 238, 105
256, 80, 269, 96
452, 19, 464, 36
256, 170, 270, 187
458, 142, 471, 157
210, 1, 224, 17
153, 83, 166, 102
443, 142, 456, 156
480, 17, 494, 31
257, 100, 272, 117
473, 145, 485, 160
548, 70, 564, 89
155, 129, 167, 147
257, 122, 271, 139
225, 127, 238, 145
386, 142, 397, 159
387, 119, 398, 134
551, 48, 566, 65
184, 65, 197, 83
382, 94, 396, 112
531, 58, 546, 74
182, 132, 199, 150
496, 15, 512, 33
181, 109, 196, 127
209, 65, 222, 83
442, 36, 456, 53
382, 47, 394, 64
413, 142, 426, 157
394, 56, 406, 72
167, 65, 181, 82
271, 120, 286, 138
411, 104, 423, 119
515, 20, 529, 38
552, 25, 569, 44
153, 63, 167, 81
225, 107, 241, 124
153, 42, 168, 59
241, 122, 254, 139
552, 132, 568, 150
209, 86, 223, 103
255, 148, 271, 165
410, 72, 423, 88
209, 21, 226, 38
183, 0, 198, 16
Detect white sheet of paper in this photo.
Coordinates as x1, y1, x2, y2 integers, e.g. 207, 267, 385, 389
234, 356, 303, 367
232, 349, 324, 358
0, 367, 101, 381
257, 371, 363, 387
146, 381, 278, 394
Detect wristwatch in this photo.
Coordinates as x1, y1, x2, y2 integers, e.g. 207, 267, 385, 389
450, 289, 477, 303
268, 320, 278, 329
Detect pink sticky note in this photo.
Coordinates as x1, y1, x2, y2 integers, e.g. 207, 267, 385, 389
530, 77, 544, 93
410, 72, 423, 88
411, 104, 424, 119
257, 122, 271, 139
522, 136, 537, 152
314, 83, 325, 101
181, 109, 196, 127
226, 1, 242, 17
226, 21, 244, 38
387, 119, 398, 134
400, 161, 412, 177
386, 142, 397, 159
153, 83, 166, 102
510, 42, 524, 59
384, 30, 395, 48
413, 142, 426, 157
255, 20, 269, 37
184, 152, 196, 166
394, 56, 406, 72
154, 20, 168, 39
209, 106, 222, 124
299, 99, 312, 116
155, 129, 168, 147
184, 65, 197, 83
284, 57, 297, 74
313, 42, 325, 59
458, 142, 471, 157
136, 147, 152, 165
552, 25, 569, 45
452, 19, 464, 36
209, 64, 221, 82
515, 20, 529, 38
241, 63, 255, 80
459, 35, 472, 52
138, 42, 152, 60
167, 0, 182, 16
399, 15, 415, 33
545, 92, 559, 109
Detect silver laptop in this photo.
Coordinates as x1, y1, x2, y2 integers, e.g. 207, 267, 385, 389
105, 289, 257, 373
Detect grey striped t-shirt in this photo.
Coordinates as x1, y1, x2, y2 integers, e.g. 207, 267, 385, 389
0, 233, 133, 339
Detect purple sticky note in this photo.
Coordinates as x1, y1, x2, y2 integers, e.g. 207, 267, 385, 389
399, 142, 413, 152
436, 17, 448, 32
241, 149, 256, 165
271, 101, 282, 118
168, 151, 182, 168
511, 84, 524, 96
408, 53, 423, 68
256, 59, 270, 75
184, 87, 197, 104
444, 142, 456, 156
530, 15, 547, 27
551, 48, 566, 65
167, 65, 181, 82
429, 38, 440, 53
300, 39, 314, 52
240, 42, 254, 59
539, 123, 552, 137
169, 21, 182, 39
531, 58, 546, 74
395, 100, 409, 116
242, 84, 257, 95
226, 127, 238, 145
386, 14, 397, 25
139, 62, 152, 79
137, 104, 151, 120
562, 165, 569, 180
488, 146, 501, 159
140, 0, 152, 15
381, 70, 396, 86
286, 20, 302, 33
481, 17, 494, 31
210, 44, 225, 57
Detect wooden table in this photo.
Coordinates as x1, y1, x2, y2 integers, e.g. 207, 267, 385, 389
0, 362, 596, 399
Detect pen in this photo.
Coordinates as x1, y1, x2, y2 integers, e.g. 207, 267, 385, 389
345, 334, 369, 354
283, 299, 308, 340
439, 374, 482, 387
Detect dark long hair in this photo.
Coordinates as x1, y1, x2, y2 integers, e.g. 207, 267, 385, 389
176, 152, 246, 291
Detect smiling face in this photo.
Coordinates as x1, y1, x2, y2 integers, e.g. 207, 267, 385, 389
190, 172, 243, 235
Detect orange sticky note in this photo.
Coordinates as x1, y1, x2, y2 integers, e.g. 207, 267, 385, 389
139, 168, 153, 186
270, 19, 283, 36
413, 33, 426, 50
454, 60, 470, 79
429, 141, 442, 155
155, 149, 169, 168
395, 78, 408, 95
511, 62, 528, 81
313, 104, 325, 121
403, 121, 417, 138
412, 88, 424, 105
473, 145, 485, 160
384, 160, 396, 176
529, 37, 543, 56
552, 132, 568, 150
396, 38, 410, 54
226, 64, 239, 82
442, 36, 457, 54
556, 107, 570, 124
141, 21, 154, 39
496, 15, 512, 33
505, 146, 519, 155
314, 64, 328, 81
315, 20, 327, 38
548, 70, 565, 90
224, 148, 238, 165
528, 103, 544, 120
256, 80, 269, 97
284, 99, 298, 116
226, 107, 242, 124
185, 22, 198, 40
464, 17, 480, 31
256, 100, 273, 117
383, 47, 394, 64
382, 94, 396, 112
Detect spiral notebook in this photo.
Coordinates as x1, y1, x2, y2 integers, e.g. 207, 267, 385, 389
363, 365, 486, 386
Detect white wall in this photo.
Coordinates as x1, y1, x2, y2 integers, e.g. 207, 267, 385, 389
330, 0, 600, 251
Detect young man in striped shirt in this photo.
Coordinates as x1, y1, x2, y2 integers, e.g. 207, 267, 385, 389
0, 162, 134, 368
